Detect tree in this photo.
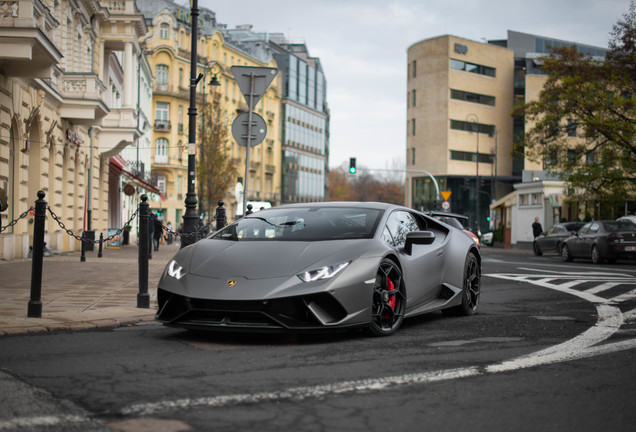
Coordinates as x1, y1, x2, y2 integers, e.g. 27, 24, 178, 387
515, 1, 636, 204
328, 164, 405, 205
197, 91, 238, 219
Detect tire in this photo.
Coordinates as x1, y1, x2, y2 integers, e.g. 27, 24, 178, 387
561, 244, 573, 262
369, 258, 406, 337
444, 252, 480, 316
533, 241, 543, 256
591, 245, 603, 264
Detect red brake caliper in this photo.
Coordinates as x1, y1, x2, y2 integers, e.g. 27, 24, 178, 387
387, 278, 396, 310
383, 277, 396, 320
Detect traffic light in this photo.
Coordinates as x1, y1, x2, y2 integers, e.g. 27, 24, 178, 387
349, 157, 357, 174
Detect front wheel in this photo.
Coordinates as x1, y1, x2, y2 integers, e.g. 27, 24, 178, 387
444, 252, 480, 316
369, 259, 406, 337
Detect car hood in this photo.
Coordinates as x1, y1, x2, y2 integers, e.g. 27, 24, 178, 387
187, 238, 377, 279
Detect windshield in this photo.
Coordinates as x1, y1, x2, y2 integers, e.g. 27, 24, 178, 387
211, 207, 383, 241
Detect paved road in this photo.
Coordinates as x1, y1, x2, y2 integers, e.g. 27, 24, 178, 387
0, 249, 635, 431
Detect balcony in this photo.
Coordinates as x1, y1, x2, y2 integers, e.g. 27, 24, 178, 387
154, 120, 171, 131
58, 73, 109, 121
0, 0, 62, 78
154, 83, 188, 99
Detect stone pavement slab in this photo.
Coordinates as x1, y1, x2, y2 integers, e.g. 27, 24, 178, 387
0, 242, 180, 336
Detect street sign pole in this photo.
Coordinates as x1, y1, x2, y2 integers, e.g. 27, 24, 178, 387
243, 73, 255, 217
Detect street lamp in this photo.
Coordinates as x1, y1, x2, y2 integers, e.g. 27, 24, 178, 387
181, 0, 202, 249
467, 114, 479, 233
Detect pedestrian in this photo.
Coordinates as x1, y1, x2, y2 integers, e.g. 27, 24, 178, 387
153, 216, 164, 251
0, 186, 7, 212
532, 216, 543, 239
148, 212, 155, 254
166, 221, 173, 245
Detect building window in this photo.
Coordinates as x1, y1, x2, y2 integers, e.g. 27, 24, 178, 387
412, 60, 417, 78
155, 138, 168, 164
519, 193, 543, 207
155, 174, 167, 194
450, 150, 492, 164
412, 89, 416, 107
156, 102, 170, 122
156, 65, 168, 86
567, 119, 578, 137
450, 119, 495, 136
450, 89, 495, 106
411, 148, 416, 165
160, 23, 169, 39
450, 59, 496, 77
411, 119, 416, 136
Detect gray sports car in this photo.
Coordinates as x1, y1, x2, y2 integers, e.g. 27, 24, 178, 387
156, 202, 481, 336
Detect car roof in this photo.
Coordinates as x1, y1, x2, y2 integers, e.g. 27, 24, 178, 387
273, 201, 403, 211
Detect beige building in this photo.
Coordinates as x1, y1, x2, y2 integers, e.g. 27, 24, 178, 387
137, 0, 283, 225
406, 35, 514, 231
0, 0, 156, 260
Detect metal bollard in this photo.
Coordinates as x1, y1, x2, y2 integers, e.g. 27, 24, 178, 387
246, 203, 253, 216
28, 191, 46, 318
98, 232, 103, 258
137, 195, 150, 308
80, 231, 86, 262
215, 200, 226, 231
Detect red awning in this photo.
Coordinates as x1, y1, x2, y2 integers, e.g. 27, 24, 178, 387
109, 157, 164, 200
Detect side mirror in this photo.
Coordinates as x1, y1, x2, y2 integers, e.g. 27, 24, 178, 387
404, 231, 435, 255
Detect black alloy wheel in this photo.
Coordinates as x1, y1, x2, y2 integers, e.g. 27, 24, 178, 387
370, 258, 406, 336
561, 244, 573, 262
533, 241, 543, 256
445, 252, 480, 316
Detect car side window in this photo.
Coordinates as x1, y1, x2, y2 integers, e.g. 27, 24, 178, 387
589, 222, 600, 233
384, 211, 421, 248
578, 223, 591, 235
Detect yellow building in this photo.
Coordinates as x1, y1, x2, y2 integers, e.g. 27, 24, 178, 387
0, 0, 155, 260
138, 1, 283, 227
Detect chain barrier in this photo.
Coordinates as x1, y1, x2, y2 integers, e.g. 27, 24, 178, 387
0, 207, 34, 233
162, 217, 217, 240
46, 206, 140, 244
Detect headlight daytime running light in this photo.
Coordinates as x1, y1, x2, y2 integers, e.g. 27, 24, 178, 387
167, 260, 185, 280
298, 262, 350, 282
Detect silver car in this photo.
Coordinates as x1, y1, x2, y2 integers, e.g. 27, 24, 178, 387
156, 202, 481, 336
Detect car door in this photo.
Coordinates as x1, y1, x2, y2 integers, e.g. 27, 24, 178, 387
569, 223, 590, 257
583, 222, 601, 256
382, 210, 444, 308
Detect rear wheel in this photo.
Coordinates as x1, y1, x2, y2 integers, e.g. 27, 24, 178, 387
369, 259, 406, 336
591, 245, 603, 264
533, 241, 543, 256
561, 244, 573, 262
445, 252, 480, 316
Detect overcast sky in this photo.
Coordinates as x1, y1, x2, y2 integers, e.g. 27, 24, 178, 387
197, 0, 629, 173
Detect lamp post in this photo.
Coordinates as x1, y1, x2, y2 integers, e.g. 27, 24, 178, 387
467, 114, 479, 233
181, 0, 203, 249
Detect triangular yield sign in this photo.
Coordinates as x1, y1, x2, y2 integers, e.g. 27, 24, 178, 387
231, 66, 278, 109
441, 190, 452, 201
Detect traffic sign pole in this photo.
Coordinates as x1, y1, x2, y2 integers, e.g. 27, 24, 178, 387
243, 72, 255, 217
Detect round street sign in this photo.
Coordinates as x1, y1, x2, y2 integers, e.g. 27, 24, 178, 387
441, 201, 451, 211
232, 112, 267, 147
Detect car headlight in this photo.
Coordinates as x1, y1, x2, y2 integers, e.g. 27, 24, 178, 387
297, 262, 350, 282
167, 260, 185, 280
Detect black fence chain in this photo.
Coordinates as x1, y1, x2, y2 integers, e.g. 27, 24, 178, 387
162, 217, 217, 239
0, 207, 34, 233
47, 206, 140, 244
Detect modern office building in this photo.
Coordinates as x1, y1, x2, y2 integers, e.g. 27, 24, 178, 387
406, 30, 607, 239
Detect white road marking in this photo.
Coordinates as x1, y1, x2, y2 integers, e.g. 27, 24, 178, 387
0, 415, 87, 431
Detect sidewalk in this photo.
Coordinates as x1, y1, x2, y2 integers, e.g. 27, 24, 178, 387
0, 241, 180, 336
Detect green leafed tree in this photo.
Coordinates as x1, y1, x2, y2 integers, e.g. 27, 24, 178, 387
514, 1, 636, 205
197, 92, 238, 218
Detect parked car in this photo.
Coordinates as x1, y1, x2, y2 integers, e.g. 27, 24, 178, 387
481, 231, 494, 246
560, 220, 636, 264
533, 222, 585, 256
428, 212, 480, 249
156, 202, 481, 336
617, 215, 636, 226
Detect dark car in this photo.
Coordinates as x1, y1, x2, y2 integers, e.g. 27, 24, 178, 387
156, 202, 481, 336
533, 222, 585, 256
560, 220, 636, 264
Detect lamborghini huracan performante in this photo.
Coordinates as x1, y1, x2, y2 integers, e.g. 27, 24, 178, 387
156, 202, 481, 336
